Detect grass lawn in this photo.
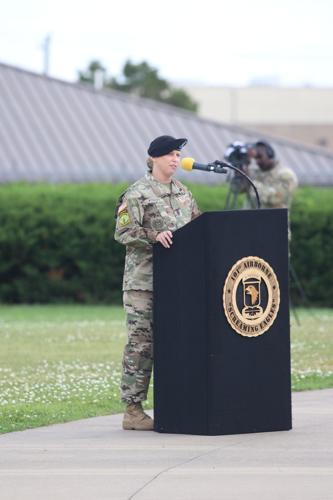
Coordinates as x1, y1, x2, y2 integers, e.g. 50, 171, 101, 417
0, 305, 332, 434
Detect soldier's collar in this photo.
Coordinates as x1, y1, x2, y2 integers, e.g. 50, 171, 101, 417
146, 172, 170, 185
146, 173, 181, 192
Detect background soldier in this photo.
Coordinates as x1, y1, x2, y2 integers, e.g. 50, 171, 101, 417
114, 135, 200, 431
242, 140, 298, 210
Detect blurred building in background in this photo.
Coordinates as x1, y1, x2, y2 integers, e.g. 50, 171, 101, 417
183, 86, 333, 151
1, 62, 333, 185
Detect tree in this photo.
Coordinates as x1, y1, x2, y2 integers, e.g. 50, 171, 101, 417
164, 88, 198, 113
111, 60, 169, 100
78, 59, 198, 113
78, 60, 106, 85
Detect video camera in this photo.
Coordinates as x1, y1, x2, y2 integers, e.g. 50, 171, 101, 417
224, 141, 255, 170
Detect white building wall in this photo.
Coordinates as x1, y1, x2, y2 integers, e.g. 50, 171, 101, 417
184, 86, 333, 149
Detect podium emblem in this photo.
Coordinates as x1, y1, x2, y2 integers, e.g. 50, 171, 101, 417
223, 256, 280, 337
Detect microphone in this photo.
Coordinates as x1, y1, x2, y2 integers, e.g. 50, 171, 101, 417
181, 157, 227, 173
181, 157, 261, 208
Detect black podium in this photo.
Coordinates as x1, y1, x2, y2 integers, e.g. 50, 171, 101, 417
153, 209, 292, 435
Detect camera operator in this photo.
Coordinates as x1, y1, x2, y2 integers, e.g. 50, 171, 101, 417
230, 140, 298, 211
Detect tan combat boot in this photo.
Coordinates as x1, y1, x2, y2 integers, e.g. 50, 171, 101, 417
122, 402, 154, 431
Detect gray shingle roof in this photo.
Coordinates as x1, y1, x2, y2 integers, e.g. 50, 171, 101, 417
1, 62, 332, 185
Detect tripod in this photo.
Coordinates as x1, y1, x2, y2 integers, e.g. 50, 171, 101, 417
225, 176, 244, 210
224, 164, 257, 211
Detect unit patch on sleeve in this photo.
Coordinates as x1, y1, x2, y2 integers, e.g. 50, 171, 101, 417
117, 202, 131, 228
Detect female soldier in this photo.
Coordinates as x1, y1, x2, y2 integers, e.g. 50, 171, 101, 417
114, 135, 200, 430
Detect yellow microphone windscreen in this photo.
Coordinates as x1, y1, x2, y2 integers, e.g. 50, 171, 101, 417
181, 157, 195, 171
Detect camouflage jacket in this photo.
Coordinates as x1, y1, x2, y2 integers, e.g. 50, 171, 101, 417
114, 173, 201, 291
245, 162, 298, 209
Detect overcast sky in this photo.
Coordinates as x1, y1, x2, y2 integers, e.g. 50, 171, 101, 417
1, 0, 332, 87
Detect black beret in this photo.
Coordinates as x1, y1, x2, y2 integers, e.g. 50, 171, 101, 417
147, 135, 188, 157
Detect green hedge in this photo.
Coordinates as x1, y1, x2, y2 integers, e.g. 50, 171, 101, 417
289, 187, 333, 307
0, 184, 127, 304
0, 183, 332, 306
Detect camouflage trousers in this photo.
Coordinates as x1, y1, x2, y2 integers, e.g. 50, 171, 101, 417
121, 290, 153, 404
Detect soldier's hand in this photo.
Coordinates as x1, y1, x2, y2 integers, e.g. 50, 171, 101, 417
156, 231, 173, 248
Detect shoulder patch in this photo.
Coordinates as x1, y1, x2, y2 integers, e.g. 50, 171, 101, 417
118, 207, 131, 228
114, 191, 128, 220
117, 201, 128, 214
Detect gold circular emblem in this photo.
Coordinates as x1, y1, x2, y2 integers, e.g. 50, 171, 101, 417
223, 256, 280, 337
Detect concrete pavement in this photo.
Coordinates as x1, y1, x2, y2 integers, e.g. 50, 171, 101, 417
0, 389, 332, 500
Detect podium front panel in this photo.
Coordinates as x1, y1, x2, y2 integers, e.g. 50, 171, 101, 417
206, 209, 291, 434
154, 209, 292, 435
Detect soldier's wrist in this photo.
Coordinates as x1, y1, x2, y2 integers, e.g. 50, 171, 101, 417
146, 229, 159, 244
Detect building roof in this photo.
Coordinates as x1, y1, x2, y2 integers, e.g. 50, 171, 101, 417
0, 62, 332, 185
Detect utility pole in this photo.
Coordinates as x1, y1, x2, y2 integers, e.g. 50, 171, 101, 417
41, 34, 51, 76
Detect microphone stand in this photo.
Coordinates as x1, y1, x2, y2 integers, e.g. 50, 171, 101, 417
210, 160, 261, 210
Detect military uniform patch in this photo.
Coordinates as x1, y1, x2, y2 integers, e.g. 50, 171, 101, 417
118, 208, 131, 227
117, 201, 127, 214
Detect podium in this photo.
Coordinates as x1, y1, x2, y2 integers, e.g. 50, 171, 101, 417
153, 209, 292, 435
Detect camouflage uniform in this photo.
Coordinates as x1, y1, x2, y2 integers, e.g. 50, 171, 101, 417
244, 162, 298, 242
114, 172, 200, 404
245, 162, 298, 210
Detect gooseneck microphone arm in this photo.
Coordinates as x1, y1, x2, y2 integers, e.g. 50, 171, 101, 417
212, 160, 261, 210
181, 157, 261, 209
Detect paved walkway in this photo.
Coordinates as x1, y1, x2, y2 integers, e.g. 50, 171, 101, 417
0, 389, 332, 500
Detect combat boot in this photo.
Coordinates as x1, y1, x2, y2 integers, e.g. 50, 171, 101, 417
122, 402, 154, 431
